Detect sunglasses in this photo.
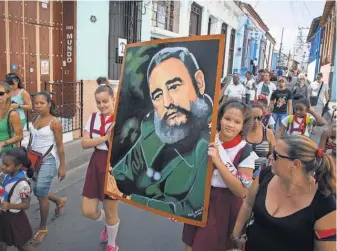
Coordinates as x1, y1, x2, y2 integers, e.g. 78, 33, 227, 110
0, 91, 6, 96
254, 116, 263, 121
273, 148, 296, 161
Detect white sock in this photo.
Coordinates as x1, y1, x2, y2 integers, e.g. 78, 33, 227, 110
106, 222, 120, 247
96, 209, 105, 221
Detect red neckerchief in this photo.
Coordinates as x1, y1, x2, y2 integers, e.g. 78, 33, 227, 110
100, 113, 114, 136
221, 135, 242, 149
293, 114, 307, 135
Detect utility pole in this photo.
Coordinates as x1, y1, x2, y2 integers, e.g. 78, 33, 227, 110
278, 27, 284, 67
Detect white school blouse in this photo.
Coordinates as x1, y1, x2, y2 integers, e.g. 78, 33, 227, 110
211, 135, 258, 188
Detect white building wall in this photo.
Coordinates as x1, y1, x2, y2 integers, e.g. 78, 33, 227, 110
142, 0, 242, 78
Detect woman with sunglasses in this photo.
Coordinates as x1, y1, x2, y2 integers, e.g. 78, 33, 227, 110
0, 83, 23, 160
5, 73, 32, 130
231, 135, 336, 251
246, 103, 276, 177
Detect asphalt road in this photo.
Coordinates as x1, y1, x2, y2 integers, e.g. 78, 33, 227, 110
9, 164, 183, 251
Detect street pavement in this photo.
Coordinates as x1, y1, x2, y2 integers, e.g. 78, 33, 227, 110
9, 163, 183, 251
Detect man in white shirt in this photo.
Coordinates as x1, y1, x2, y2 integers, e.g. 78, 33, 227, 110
309, 72, 329, 115
223, 73, 246, 104
255, 71, 276, 105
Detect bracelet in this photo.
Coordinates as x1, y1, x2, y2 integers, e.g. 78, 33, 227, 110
230, 234, 247, 243
230, 234, 241, 242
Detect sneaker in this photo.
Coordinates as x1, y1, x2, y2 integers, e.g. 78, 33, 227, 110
106, 244, 119, 251
100, 226, 108, 243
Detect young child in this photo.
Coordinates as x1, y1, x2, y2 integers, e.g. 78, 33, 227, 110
277, 98, 327, 138
256, 95, 275, 129
0, 147, 36, 251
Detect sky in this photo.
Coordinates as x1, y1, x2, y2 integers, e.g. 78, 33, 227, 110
246, 0, 326, 54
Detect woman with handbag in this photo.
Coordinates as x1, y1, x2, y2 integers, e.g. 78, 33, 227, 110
231, 135, 336, 251
0, 83, 23, 163
81, 84, 120, 251
29, 91, 67, 245
309, 73, 329, 116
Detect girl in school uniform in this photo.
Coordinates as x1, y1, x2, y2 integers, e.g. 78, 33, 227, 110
277, 98, 327, 138
81, 84, 120, 251
0, 147, 36, 251
182, 100, 258, 251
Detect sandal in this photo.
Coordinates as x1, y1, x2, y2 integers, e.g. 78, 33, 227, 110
31, 229, 48, 244
55, 197, 68, 217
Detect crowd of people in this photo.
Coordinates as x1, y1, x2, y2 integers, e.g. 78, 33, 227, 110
0, 70, 335, 251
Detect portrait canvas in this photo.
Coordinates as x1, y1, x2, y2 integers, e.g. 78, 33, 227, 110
105, 35, 225, 227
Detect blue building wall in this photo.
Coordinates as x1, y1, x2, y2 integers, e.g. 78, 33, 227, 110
308, 28, 322, 76
271, 51, 278, 71
76, 1, 110, 80
233, 15, 249, 74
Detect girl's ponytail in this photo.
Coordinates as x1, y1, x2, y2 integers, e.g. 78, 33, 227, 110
314, 153, 336, 197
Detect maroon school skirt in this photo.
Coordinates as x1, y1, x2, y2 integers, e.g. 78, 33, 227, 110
0, 210, 33, 247
182, 187, 243, 251
82, 149, 113, 202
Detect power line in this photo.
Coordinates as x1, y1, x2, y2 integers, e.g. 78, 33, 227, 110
301, 0, 312, 18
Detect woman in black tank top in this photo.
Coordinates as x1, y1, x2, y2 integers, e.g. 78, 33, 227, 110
231, 135, 336, 251
246, 103, 275, 174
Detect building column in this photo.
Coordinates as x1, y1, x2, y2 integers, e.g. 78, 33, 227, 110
141, 0, 152, 42
178, 0, 191, 36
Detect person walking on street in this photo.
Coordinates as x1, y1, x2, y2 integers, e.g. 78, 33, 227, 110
222, 73, 246, 104
246, 103, 276, 178
270, 78, 292, 133
182, 100, 258, 251
81, 84, 120, 251
4, 73, 32, 130
277, 98, 327, 138
0, 83, 23, 162
309, 72, 329, 116
231, 135, 336, 251
30, 92, 67, 245
244, 71, 255, 104
0, 148, 36, 251
292, 73, 309, 113
255, 71, 277, 106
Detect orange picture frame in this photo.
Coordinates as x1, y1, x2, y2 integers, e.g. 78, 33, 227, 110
104, 34, 225, 227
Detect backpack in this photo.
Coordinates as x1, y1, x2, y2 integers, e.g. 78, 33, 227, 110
286, 115, 313, 134
233, 143, 252, 168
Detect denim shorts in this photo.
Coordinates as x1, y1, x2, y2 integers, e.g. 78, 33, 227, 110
33, 155, 57, 198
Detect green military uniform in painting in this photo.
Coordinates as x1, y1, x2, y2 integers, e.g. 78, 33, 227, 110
113, 113, 210, 220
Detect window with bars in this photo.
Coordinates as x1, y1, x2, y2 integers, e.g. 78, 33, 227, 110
152, 1, 179, 33
189, 3, 202, 36
108, 1, 142, 80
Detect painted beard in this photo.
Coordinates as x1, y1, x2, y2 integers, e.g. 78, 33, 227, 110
154, 96, 210, 144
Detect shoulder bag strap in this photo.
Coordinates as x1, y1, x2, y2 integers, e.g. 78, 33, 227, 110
7, 178, 26, 202
6, 110, 14, 140
28, 116, 39, 150
90, 112, 97, 139
316, 82, 324, 98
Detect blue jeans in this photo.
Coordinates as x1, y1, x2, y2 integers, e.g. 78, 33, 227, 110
32, 155, 57, 198
272, 113, 287, 134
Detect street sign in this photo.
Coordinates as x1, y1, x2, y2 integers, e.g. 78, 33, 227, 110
118, 38, 127, 57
